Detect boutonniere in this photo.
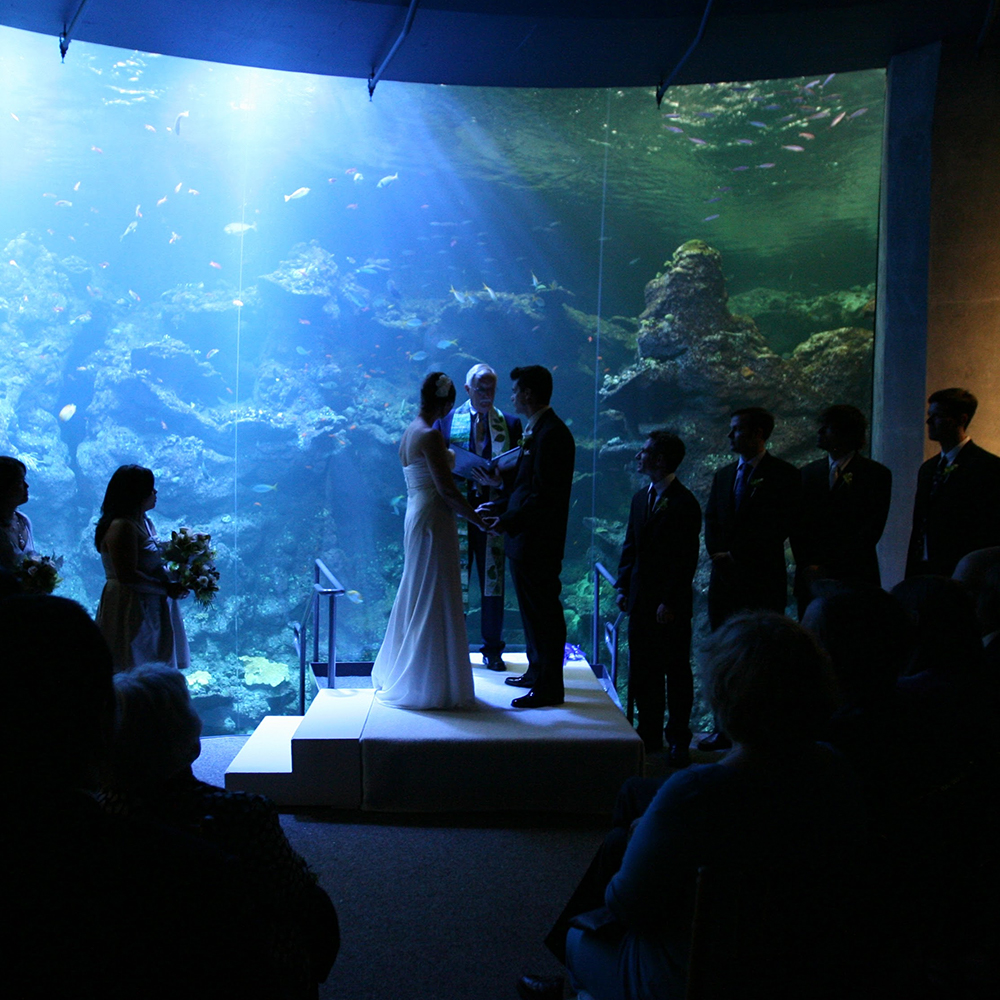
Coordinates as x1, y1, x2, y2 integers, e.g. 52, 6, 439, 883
750, 477, 764, 488
841, 472, 853, 487
941, 463, 959, 479
652, 495, 670, 515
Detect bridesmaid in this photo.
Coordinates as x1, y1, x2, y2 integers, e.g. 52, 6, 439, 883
94, 464, 190, 673
0, 457, 35, 572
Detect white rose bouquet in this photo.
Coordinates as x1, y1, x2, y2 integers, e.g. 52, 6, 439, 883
159, 527, 220, 606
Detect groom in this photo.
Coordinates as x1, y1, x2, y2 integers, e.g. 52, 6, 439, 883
482, 366, 575, 708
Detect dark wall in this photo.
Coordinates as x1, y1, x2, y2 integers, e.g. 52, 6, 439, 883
927, 27, 1000, 459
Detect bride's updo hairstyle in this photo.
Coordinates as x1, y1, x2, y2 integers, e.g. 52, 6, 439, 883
94, 464, 156, 551
420, 371, 456, 414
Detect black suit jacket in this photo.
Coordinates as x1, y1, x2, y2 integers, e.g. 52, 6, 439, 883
616, 478, 702, 619
792, 454, 892, 589
497, 408, 575, 562
705, 451, 801, 616
906, 441, 1000, 578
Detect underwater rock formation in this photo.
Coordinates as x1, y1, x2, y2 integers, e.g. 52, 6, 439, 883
591, 239, 873, 570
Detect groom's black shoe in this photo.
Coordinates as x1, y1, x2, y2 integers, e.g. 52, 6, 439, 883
512, 691, 563, 708
485, 655, 507, 672
505, 674, 533, 688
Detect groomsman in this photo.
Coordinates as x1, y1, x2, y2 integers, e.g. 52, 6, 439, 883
701, 407, 800, 750
907, 388, 1000, 578
615, 431, 701, 764
482, 366, 575, 708
792, 405, 892, 617
435, 363, 521, 670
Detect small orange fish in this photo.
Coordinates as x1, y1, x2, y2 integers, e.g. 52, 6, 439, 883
346, 203, 358, 210
209, 261, 222, 269
740, 365, 755, 378
174, 181, 183, 193
799, 132, 815, 140
91, 146, 103, 153
157, 196, 168, 206
349, 424, 357, 431
253, 501, 262, 507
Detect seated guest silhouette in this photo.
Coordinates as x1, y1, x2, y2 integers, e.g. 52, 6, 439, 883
906, 388, 1000, 578
102, 664, 339, 1000
523, 612, 867, 1000
792, 405, 891, 618
4, 594, 277, 999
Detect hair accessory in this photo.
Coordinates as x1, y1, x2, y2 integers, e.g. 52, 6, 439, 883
435, 374, 453, 397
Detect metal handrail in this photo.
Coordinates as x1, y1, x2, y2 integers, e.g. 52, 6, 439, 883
293, 559, 347, 714
592, 561, 627, 716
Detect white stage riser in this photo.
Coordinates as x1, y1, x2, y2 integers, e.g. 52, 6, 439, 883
226, 658, 643, 813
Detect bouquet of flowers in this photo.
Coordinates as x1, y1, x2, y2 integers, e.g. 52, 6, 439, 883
14, 553, 64, 594
159, 527, 220, 606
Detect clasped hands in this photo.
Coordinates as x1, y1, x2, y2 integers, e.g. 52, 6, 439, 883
475, 501, 501, 534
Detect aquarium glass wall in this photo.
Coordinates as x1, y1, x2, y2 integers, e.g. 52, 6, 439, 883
0, 26, 884, 733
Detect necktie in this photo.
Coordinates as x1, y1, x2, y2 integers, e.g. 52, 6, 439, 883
829, 462, 839, 491
930, 453, 948, 496
735, 462, 752, 510
647, 487, 657, 515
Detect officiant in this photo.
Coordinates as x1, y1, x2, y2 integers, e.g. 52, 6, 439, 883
434, 363, 522, 671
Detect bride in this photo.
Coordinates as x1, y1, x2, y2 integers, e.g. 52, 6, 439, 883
372, 372, 489, 710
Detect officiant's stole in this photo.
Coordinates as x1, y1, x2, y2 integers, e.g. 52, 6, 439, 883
447, 401, 512, 601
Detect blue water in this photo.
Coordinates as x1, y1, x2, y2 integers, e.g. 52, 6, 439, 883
0, 26, 884, 732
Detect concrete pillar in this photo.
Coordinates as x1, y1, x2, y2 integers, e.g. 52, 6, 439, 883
873, 42, 940, 588
926, 28, 1000, 457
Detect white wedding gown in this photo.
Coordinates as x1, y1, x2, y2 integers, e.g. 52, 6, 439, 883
371, 456, 475, 709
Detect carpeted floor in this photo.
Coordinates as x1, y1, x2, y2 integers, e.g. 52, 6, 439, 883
196, 736, 608, 1000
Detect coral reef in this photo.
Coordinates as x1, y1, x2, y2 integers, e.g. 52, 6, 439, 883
0, 228, 873, 736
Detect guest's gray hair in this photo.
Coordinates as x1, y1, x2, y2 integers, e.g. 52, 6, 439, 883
465, 363, 496, 388
108, 664, 202, 788
702, 611, 836, 747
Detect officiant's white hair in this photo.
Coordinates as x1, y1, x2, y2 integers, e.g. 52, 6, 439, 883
465, 363, 496, 387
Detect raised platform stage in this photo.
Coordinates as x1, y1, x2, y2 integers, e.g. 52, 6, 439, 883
226, 654, 643, 814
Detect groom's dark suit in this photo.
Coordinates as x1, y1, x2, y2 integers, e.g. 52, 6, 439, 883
906, 441, 1000, 578
496, 407, 575, 701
